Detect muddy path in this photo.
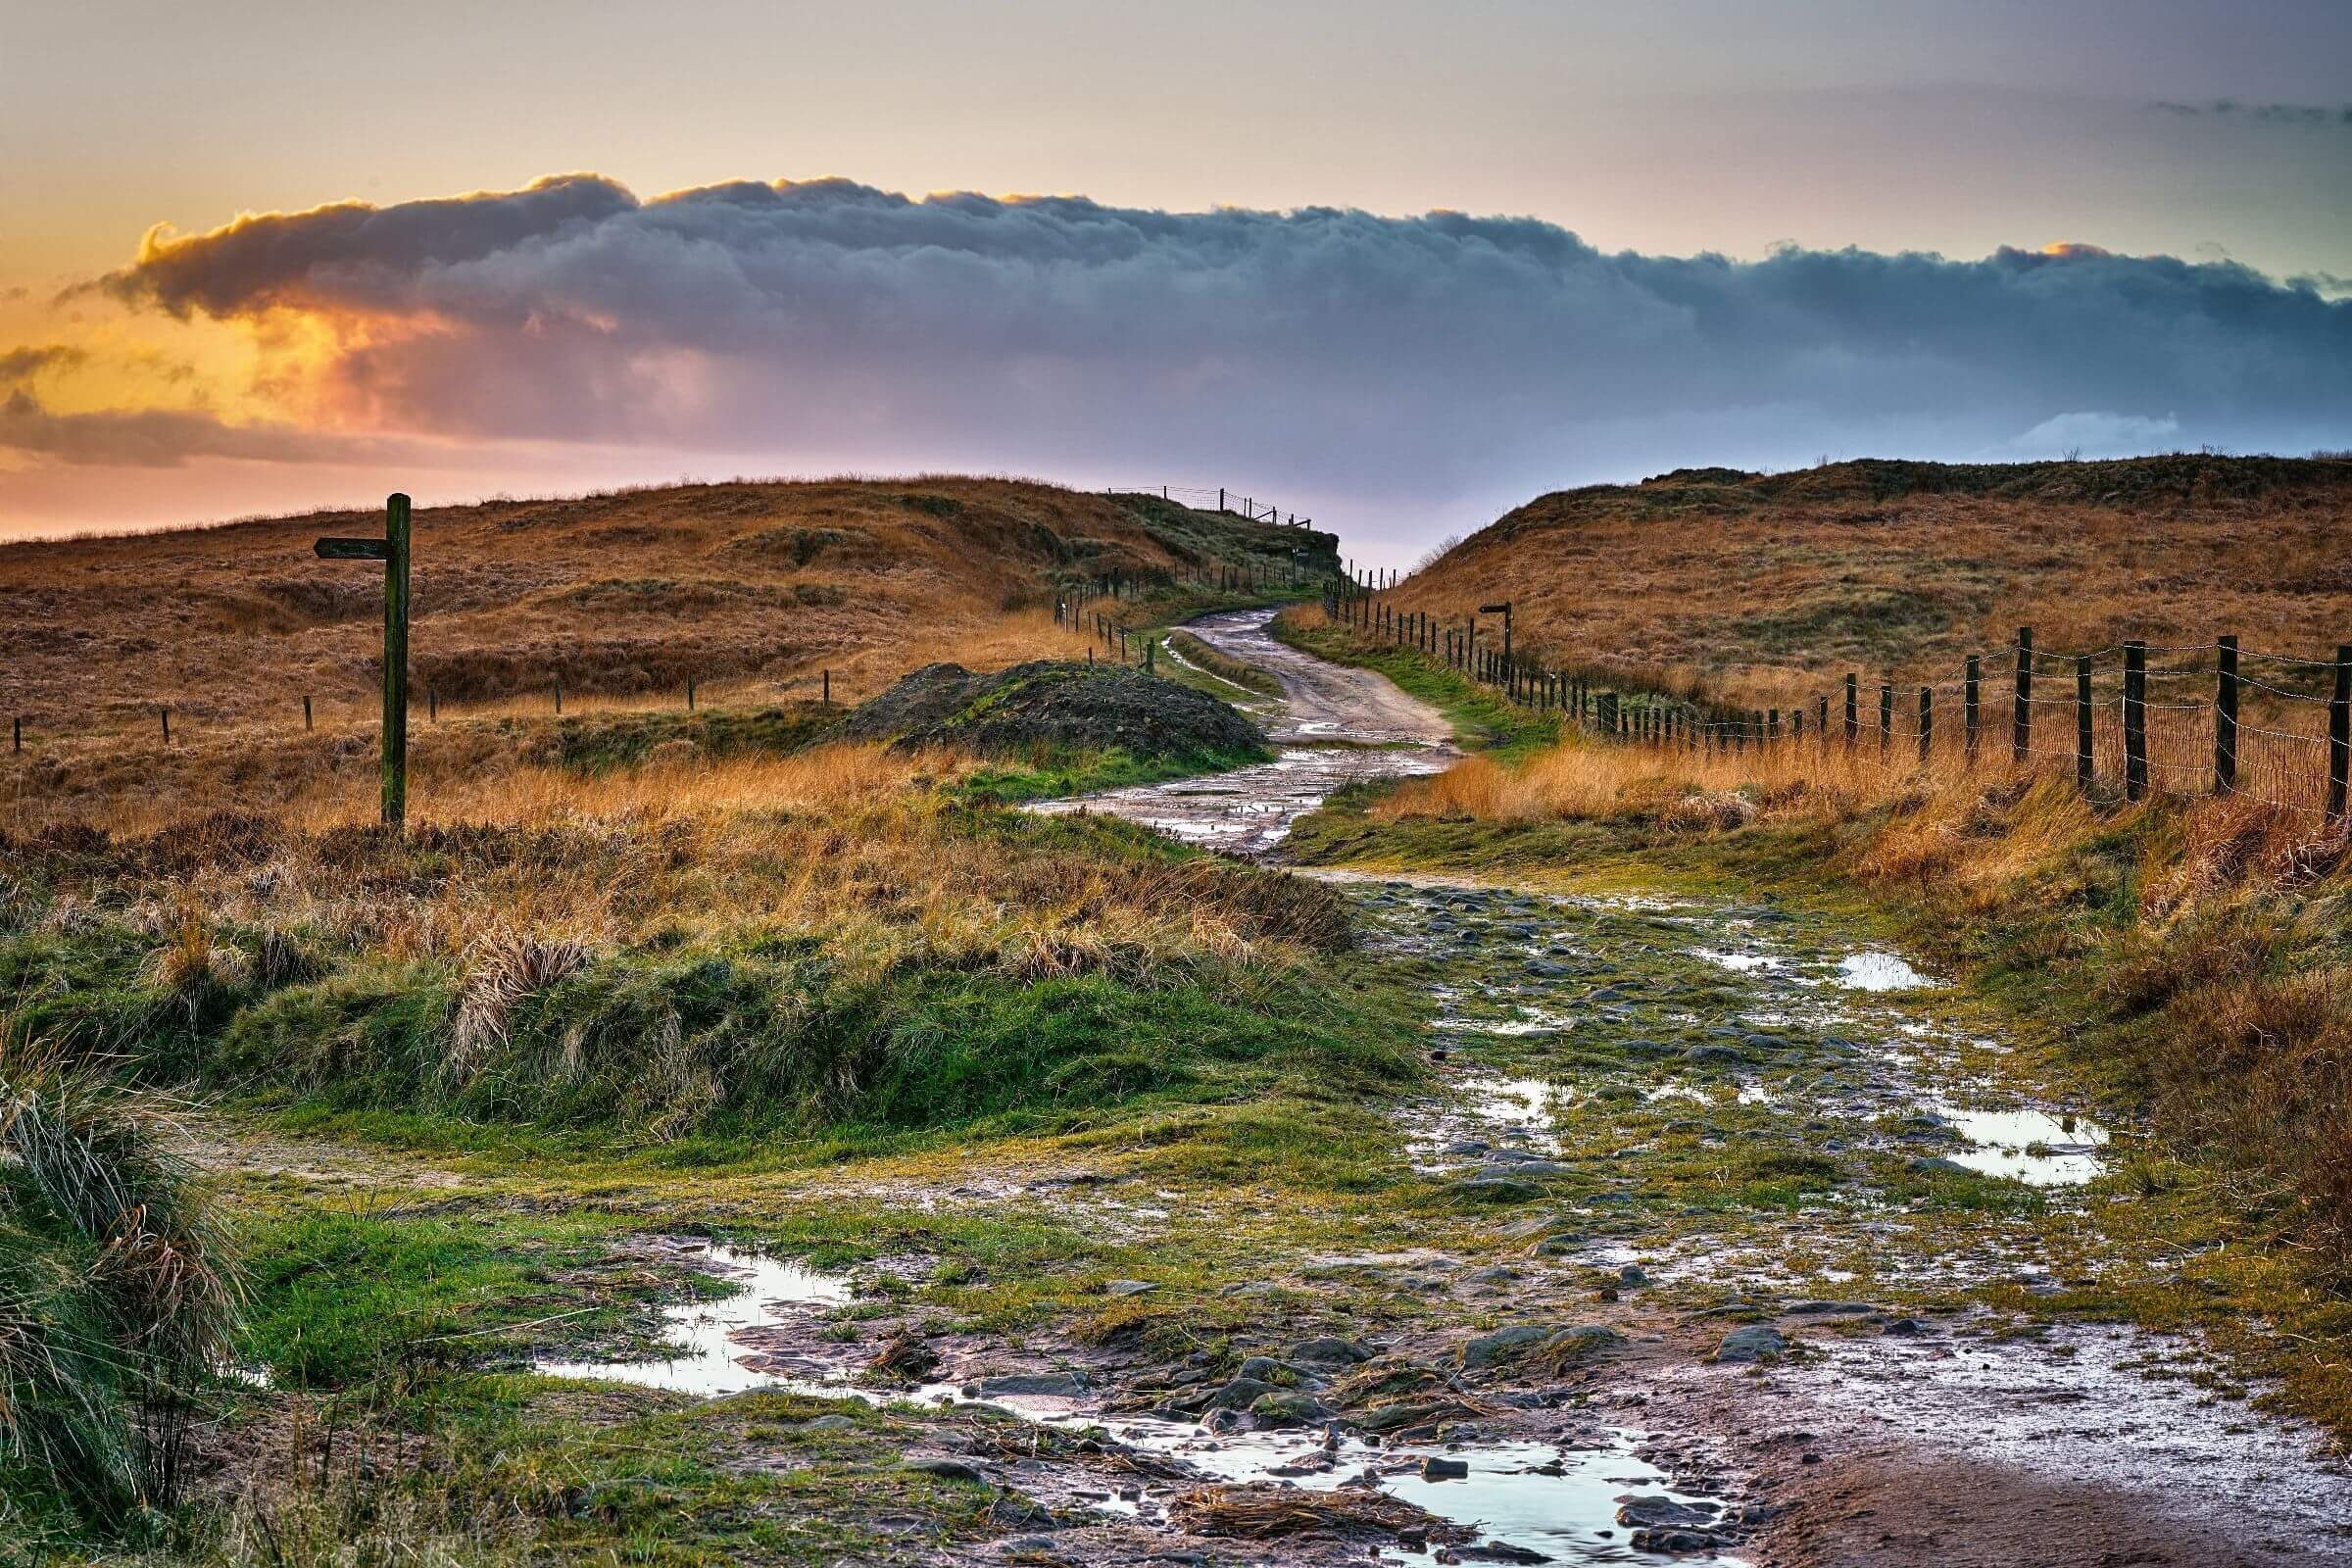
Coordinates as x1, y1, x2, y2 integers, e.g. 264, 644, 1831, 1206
1026, 608, 1455, 855
540, 611, 2351, 1566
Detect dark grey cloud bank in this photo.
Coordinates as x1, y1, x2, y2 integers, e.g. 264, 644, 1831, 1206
51, 174, 2352, 518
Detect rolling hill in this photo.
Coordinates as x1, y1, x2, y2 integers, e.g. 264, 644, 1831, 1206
0, 477, 1333, 738
1391, 455, 2352, 707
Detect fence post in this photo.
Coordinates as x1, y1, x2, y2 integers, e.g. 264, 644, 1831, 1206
304, 695, 313, 732
1817, 694, 1829, 753
1768, 708, 1780, 744
1964, 654, 1981, 762
1879, 683, 1892, 760
11, 716, 19, 754
1844, 674, 1859, 748
1918, 687, 1932, 764
2014, 626, 2033, 763
429, 687, 438, 721
2077, 655, 2094, 791
162, 707, 171, 745
2123, 641, 2147, 801
2214, 634, 2239, 796
823, 669, 831, 707
2329, 644, 2350, 825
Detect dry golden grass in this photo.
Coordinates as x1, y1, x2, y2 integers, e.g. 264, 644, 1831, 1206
1385, 456, 2352, 710
0, 601, 1109, 830
0, 475, 1298, 747
10, 743, 1347, 1017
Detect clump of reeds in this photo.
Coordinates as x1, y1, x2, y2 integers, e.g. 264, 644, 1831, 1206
0, 1053, 242, 1529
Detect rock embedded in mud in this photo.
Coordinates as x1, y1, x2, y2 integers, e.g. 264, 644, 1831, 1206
1421, 1455, 1471, 1480
1458, 1323, 1624, 1370
973, 1371, 1090, 1397
1249, 1390, 1334, 1426
1447, 1176, 1544, 1203
1288, 1336, 1374, 1368
1202, 1376, 1281, 1411
1711, 1324, 1789, 1363
900, 1454, 990, 1485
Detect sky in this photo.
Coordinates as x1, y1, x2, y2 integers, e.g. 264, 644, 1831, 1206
2, 0, 2348, 563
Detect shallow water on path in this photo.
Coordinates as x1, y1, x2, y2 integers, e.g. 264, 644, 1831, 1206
533, 1244, 854, 1396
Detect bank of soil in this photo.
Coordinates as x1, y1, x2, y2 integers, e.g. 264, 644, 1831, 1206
840, 658, 1267, 760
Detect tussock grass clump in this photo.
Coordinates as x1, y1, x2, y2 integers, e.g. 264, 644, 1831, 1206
0, 1056, 241, 1529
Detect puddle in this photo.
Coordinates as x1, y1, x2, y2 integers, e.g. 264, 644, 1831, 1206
1931, 1103, 2111, 1186
1696, 949, 1781, 973
533, 1244, 854, 1396
1094, 1420, 1745, 1564
1835, 952, 1938, 991
545, 1246, 1747, 1562
1463, 1075, 1563, 1133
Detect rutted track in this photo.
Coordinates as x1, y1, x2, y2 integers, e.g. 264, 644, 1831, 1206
552, 609, 2352, 1566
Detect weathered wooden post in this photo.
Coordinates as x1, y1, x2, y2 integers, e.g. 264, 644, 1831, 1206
2014, 627, 2034, 764
2329, 644, 2350, 825
1964, 654, 1981, 762
1879, 682, 1892, 760
161, 707, 171, 744
304, 695, 313, 732
554, 676, 564, 715
823, 668, 831, 707
1844, 674, 1859, 749
11, 717, 20, 754
1480, 602, 1513, 665
2214, 635, 2239, 796
1817, 694, 1829, 753
2077, 655, 2094, 791
2123, 642, 2147, 801
1918, 687, 1932, 765
429, 687, 438, 721
313, 492, 411, 828
687, 677, 697, 711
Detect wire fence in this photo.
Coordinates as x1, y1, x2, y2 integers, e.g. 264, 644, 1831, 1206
1324, 582, 2352, 826
1111, 484, 1315, 528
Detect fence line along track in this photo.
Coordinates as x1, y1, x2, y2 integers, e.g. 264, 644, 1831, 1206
1321, 575, 2352, 826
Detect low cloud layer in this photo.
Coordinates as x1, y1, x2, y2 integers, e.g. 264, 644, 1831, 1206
2152, 99, 2352, 126
17, 173, 2351, 529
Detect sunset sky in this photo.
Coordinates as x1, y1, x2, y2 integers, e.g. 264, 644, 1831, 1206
3, 0, 2348, 560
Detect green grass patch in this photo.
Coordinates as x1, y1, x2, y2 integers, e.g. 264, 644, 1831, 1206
1270, 615, 1559, 758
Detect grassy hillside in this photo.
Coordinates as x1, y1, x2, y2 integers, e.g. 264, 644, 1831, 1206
0, 478, 1332, 824
0, 477, 1334, 742
1391, 455, 2352, 707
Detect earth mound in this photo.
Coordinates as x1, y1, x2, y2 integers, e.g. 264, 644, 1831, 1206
843, 660, 1268, 760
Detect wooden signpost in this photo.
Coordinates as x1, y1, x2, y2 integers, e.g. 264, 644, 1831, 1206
314, 493, 412, 829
